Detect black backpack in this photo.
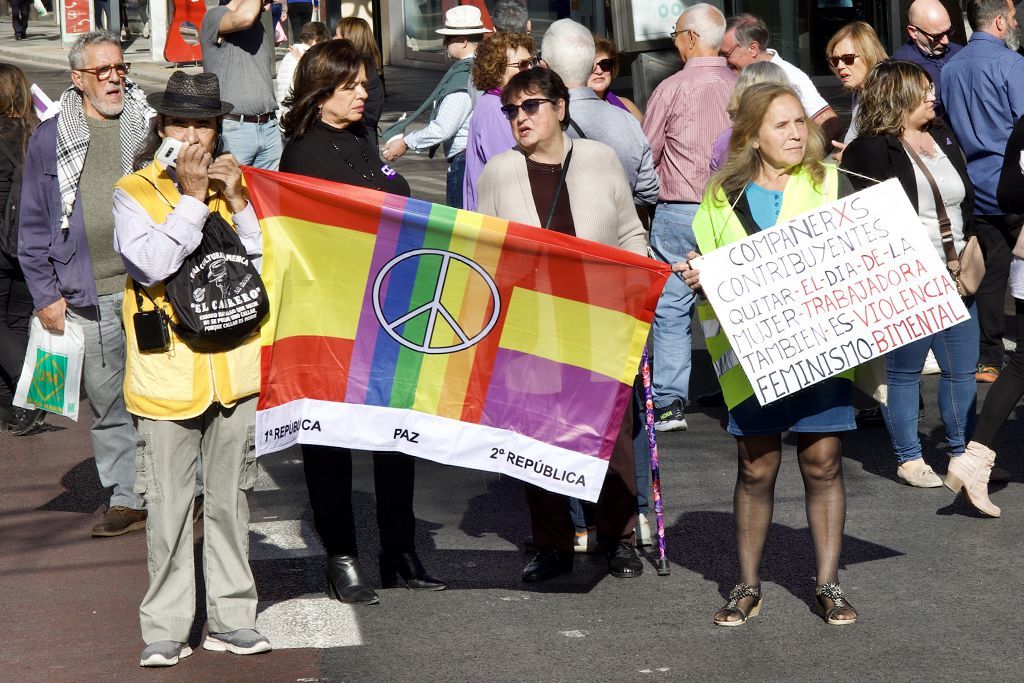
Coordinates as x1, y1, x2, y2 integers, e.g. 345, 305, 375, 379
162, 211, 269, 351
0, 137, 23, 260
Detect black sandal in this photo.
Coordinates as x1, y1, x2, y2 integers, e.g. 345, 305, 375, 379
815, 582, 857, 625
713, 583, 762, 627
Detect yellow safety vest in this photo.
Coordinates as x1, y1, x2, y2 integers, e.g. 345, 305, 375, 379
692, 165, 852, 409
115, 161, 261, 420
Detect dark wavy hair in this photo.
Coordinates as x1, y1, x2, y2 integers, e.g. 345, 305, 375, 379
856, 59, 933, 138
282, 39, 364, 140
501, 67, 571, 131
472, 31, 536, 92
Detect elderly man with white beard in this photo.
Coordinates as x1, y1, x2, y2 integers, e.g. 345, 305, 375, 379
18, 30, 156, 537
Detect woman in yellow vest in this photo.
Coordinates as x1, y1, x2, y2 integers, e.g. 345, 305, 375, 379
111, 72, 271, 667
676, 83, 858, 627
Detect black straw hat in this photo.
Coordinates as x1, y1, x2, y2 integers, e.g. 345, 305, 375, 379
146, 71, 234, 118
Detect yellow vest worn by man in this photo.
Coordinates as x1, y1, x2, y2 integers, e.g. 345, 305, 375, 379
116, 161, 261, 420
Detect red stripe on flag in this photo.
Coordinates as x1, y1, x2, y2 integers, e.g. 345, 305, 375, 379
244, 167, 392, 235
259, 336, 354, 410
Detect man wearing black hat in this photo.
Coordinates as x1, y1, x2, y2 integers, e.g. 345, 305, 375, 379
112, 71, 270, 668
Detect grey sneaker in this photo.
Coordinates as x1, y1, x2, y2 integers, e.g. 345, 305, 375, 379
139, 641, 192, 667
203, 628, 272, 655
654, 399, 688, 432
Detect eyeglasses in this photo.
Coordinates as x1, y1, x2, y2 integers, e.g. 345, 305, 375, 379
827, 53, 858, 68
75, 62, 131, 80
592, 58, 616, 73
670, 28, 700, 41
499, 98, 554, 120
912, 25, 951, 44
508, 57, 540, 71
720, 43, 740, 60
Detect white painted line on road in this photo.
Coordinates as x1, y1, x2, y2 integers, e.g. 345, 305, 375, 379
256, 596, 363, 648
249, 520, 325, 560
559, 630, 586, 638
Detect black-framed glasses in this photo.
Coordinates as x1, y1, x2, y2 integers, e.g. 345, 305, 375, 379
592, 57, 616, 73
508, 57, 540, 71
499, 98, 554, 120
827, 53, 858, 68
75, 62, 131, 80
670, 28, 699, 40
912, 25, 951, 44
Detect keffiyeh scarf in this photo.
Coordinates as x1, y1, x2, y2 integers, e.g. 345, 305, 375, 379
56, 80, 153, 221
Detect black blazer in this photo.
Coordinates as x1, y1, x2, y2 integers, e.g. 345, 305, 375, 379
840, 117, 976, 237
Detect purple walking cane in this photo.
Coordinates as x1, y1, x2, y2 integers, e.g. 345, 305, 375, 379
640, 346, 670, 576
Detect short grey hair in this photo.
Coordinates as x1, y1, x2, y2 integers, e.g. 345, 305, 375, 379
541, 19, 595, 88
727, 13, 769, 52
69, 30, 121, 70
966, 0, 1012, 31
680, 3, 727, 50
492, 0, 529, 33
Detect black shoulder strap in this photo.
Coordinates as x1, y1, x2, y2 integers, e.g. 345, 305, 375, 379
567, 118, 587, 139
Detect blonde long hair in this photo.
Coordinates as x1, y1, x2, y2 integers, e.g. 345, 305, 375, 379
707, 83, 826, 204
335, 17, 383, 75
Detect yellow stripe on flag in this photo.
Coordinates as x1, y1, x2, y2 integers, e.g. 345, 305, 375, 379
261, 216, 375, 343
498, 288, 649, 385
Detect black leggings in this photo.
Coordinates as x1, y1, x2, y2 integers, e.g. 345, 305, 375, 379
973, 298, 1024, 446
0, 252, 33, 408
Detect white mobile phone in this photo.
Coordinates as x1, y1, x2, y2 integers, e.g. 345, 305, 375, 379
155, 136, 184, 168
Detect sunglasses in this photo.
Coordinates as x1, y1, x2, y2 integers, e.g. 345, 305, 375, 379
500, 98, 554, 121
827, 53, 858, 68
592, 58, 615, 73
508, 57, 541, 71
912, 25, 951, 44
76, 62, 131, 80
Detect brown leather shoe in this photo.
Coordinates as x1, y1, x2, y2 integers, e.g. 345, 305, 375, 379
91, 506, 147, 537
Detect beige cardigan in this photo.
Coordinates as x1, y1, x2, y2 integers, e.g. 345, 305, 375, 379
476, 135, 648, 256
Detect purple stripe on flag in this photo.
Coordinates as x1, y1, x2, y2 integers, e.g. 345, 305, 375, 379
345, 193, 409, 404
480, 349, 631, 461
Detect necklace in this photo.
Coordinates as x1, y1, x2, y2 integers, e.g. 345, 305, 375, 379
318, 124, 382, 190
903, 129, 936, 158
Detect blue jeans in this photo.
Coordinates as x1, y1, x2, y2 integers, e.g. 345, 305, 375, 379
650, 202, 699, 407
880, 301, 979, 463
446, 151, 466, 209
68, 292, 143, 510
221, 118, 283, 171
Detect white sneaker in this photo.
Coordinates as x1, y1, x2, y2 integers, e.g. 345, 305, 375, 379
573, 526, 598, 553
637, 513, 652, 547
896, 459, 943, 488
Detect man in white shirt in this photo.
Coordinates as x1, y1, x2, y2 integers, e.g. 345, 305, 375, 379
720, 13, 844, 143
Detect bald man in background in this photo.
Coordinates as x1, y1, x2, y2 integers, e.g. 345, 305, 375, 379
892, 0, 964, 119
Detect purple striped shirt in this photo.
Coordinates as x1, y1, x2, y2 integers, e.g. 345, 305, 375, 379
642, 56, 736, 203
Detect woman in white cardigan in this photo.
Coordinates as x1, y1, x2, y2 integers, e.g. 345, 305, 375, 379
476, 69, 646, 257
476, 67, 648, 584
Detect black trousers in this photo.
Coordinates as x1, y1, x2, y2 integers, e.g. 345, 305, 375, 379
301, 445, 417, 557
525, 406, 637, 552
0, 251, 33, 408
288, 2, 314, 43
10, 0, 31, 37
974, 214, 1020, 366
974, 297, 1024, 446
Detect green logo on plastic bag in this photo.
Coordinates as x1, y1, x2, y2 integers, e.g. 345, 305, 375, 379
28, 350, 67, 413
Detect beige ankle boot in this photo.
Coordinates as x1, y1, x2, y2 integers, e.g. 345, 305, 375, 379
946, 441, 1001, 517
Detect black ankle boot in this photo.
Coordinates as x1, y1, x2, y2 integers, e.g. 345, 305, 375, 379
379, 552, 447, 591
325, 555, 379, 604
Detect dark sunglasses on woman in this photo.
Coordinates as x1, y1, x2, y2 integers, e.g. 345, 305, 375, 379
827, 53, 858, 68
592, 58, 615, 73
500, 98, 554, 120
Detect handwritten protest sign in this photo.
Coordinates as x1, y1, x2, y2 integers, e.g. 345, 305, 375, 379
693, 179, 970, 406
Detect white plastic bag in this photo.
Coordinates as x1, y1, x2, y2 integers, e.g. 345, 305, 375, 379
13, 316, 85, 421
33, 0, 47, 16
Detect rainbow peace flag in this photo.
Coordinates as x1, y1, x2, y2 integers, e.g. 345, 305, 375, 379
245, 168, 669, 501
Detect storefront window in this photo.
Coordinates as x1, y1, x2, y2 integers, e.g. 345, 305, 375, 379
404, 0, 445, 55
